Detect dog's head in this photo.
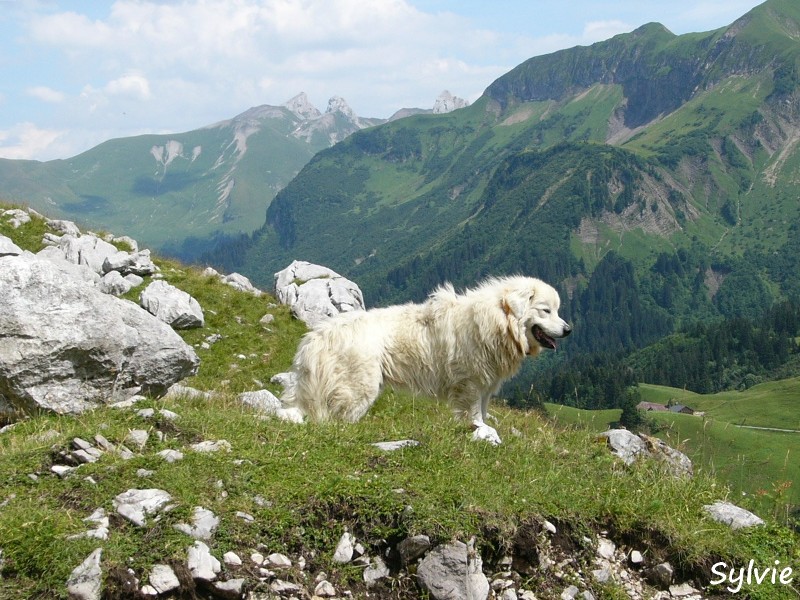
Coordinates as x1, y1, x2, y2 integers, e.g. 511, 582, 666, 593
501, 277, 572, 356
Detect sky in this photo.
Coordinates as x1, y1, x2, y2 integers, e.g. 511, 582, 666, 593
0, 0, 766, 162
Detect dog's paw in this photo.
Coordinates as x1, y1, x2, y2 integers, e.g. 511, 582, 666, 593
275, 407, 305, 424
471, 423, 502, 446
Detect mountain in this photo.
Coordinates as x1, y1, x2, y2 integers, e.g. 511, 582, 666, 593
0, 93, 384, 258
221, 0, 799, 309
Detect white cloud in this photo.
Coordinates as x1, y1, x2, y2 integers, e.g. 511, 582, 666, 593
582, 20, 632, 42
0, 123, 67, 160
27, 86, 66, 103
105, 73, 151, 100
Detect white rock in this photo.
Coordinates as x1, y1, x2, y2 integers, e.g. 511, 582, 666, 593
98, 270, 133, 296
266, 553, 292, 568
238, 389, 282, 415
190, 440, 231, 453
417, 539, 489, 600
214, 578, 246, 598
113, 488, 172, 527
0, 254, 198, 416
332, 532, 355, 564
223, 552, 243, 566
703, 501, 764, 529
371, 439, 420, 451
596, 538, 616, 560
364, 556, 390, 587
274, 260, 365, 327
157, 449, 184, 463
125, 429, 149, 451
140, 280, 204, 329
0, 234, 23, 256
270, 580, 300, 594
66, 548, 103, 600
174, 506, 219, 540
148, 564, 180, 594
187, 541, 221, 581
315, 580, 337, 597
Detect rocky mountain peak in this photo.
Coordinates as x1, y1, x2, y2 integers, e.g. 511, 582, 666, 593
433, 90, 469, 114
283, 92, 322, 120
326, 96, 356, 120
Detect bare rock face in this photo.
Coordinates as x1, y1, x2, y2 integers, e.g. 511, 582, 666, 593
0, 253, 199, 418
274, 260, 365, 327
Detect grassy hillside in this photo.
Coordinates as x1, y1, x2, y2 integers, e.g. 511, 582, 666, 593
2, 206, 798, 598
547, 379, 800, 520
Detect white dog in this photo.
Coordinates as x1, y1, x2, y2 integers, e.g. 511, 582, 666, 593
277, 275, 571, 444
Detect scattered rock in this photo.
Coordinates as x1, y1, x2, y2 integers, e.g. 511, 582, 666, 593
238, 389, 282, 415
102, 249, 157, 277
398, 534, 431, 565
148, 564, 180, 595
417, 539, 489, 600
703, 501, 764, 529
140, 280, 204, 329
364, 556, 390, 587
645, 562, 674, 589
113, 489, 172, 527
66, 548, 103, 600
190, 440, 232, 453
174, 506, 219, 540
371, 439, 420, 451
332, 532, 355, 564
598, 429, 693, 477
187, 541, 221, 582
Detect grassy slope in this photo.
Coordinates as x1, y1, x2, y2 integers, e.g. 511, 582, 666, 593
1, 205, 798, 598
547, 380, 800, 518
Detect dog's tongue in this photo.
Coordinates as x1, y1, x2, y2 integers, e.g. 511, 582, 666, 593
534, 327, 557, 350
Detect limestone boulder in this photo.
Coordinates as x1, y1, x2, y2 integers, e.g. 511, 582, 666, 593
0, 253, 199, 417
274, 260, 364, 327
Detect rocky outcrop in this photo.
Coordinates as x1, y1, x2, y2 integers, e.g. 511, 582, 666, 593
598, 429, 693, 477
274, 260, 365, 327
0, 241, 199, 418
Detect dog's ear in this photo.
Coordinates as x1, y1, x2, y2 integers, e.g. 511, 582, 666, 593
501, 294, 527, 356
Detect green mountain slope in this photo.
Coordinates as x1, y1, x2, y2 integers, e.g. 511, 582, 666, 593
228, 0, 800, 317
0, 94, 385, 257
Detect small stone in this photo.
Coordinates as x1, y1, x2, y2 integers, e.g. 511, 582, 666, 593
645, 562, 674, 589
596, 538, 616, 560
136, 469, 155, 478
315, 579, 337, 597
630, 550, 644, 565
174, 506, 219, 540
270, 580, 300, 594
66, 548, 103, 600
136, 408, 156, 418
223, 552, 242, 566
703, 501, 765, 529
149, 564, 180, 594
214, 578, 246, 599
187, 541, 220, 581
113, 488, 172, 527
333, 532, 355, 564
51, 465, 76, 477
266, 553, 292, 568
364, 556, 390, 587
159, 409, 179, 421
561, 585, 579, 600
544, 520, 557, 534
190, 440, 232, 453
398, 534, 431, 564
125, 430, 149, 451
251, 552, 265, 566
235, 511, 255, 522
669, 582, 698, 597
157, 449, 184, 463
592, 568, 611, 583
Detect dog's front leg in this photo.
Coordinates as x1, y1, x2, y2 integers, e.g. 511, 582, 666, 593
470, 393, 501, 445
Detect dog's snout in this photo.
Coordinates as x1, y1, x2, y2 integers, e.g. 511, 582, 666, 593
562, 323, 572, 337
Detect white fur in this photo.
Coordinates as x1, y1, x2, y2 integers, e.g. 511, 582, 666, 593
278, 275, 571, 444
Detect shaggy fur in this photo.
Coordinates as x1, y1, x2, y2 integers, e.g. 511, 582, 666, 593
278, 275, 571, 444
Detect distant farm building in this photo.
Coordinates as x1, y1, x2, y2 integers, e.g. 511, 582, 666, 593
637, 402, 696, 415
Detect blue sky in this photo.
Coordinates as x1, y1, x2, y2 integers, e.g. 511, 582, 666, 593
0, 0, 765, 161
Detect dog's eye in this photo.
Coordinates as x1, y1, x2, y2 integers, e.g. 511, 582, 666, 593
543, 308, 551, 314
